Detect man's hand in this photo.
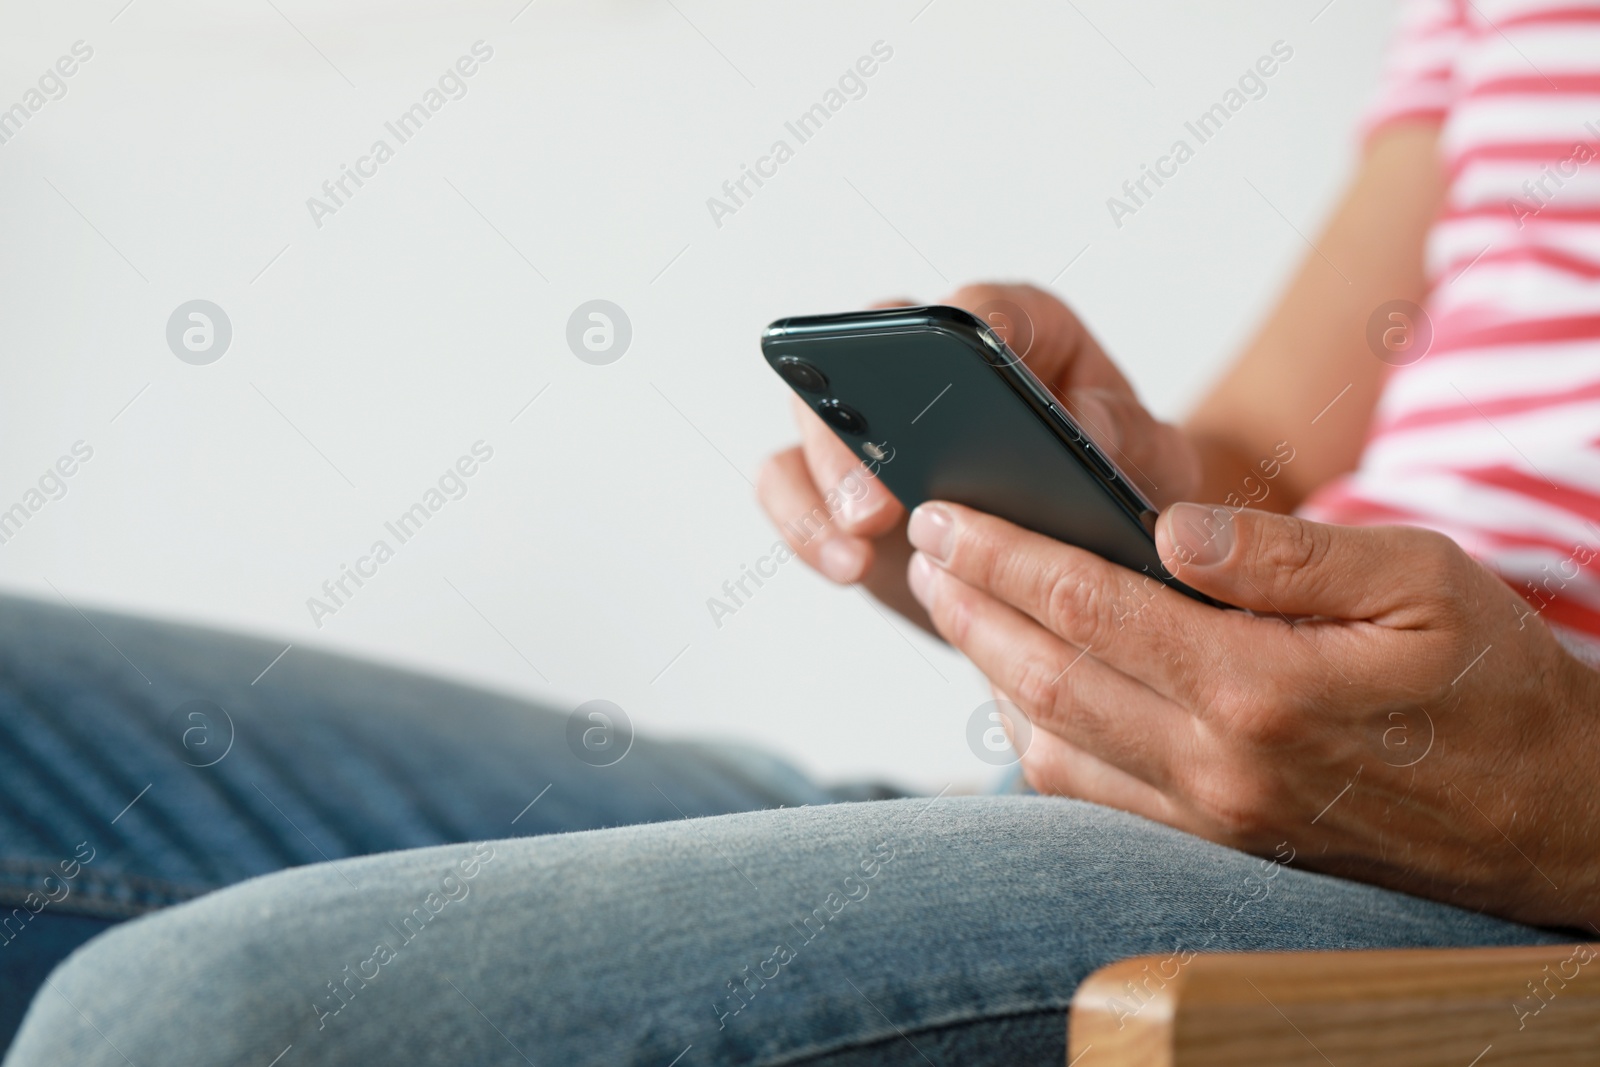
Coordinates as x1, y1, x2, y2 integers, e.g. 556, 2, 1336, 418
905, 499, 1600, 929
756, 284, 1200, 627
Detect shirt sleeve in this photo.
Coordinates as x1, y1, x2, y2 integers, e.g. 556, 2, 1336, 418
1361, 0, 1467, 139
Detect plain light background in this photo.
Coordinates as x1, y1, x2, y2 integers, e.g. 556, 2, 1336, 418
0, 0, 1392, 793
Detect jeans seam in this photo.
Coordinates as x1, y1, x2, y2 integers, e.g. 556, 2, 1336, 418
0, 857, 212, 920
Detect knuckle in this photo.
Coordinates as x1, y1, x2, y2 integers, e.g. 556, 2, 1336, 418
1413, 529, 1472, 603
1262, 516, 1329, 577
947, 514, 1005, 587
1009, 655, 1064, 722
1043, 560, 1126, 646
1202, 672, 1301, 752
933, 581, 975, 648
1236, 701, 1299, 751
1192, 770, 1277, 844
1042, 564, 1081, 630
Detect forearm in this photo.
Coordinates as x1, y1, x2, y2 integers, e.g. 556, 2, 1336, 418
1184, 123, 1446, 513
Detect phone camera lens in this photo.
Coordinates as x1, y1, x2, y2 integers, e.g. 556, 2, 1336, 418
817, 399, 869, 436
774, 356, 828, 393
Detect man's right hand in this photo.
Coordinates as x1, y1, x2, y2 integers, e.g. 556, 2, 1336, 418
755, 283, 1202, 623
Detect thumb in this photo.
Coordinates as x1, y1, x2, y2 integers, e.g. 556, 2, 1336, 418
1155, 503, 1451, 623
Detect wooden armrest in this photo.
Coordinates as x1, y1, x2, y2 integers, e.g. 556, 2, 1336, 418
1068, 943, 1600, 1066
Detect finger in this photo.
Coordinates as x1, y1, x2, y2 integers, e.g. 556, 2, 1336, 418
907, 500, 1240, 708
858, 513, 938, 638
907, 551, 1192, 791
940, 284, 1200, 504
941, 282, 1131, 394
755, 447, 873, 584
1155, 504, 1467, 625
1006, 715, 1191, 829
990, 681, 1179, 815
793, 395, 904, 537
1061, 387, 1203, 508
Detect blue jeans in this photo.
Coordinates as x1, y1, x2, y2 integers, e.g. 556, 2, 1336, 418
0, 594, 1563, 1065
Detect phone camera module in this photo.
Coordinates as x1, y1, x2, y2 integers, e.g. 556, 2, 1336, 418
817, 399, 869, 436
775, 356, 829, 393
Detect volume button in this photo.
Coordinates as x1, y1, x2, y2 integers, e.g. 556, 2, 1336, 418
1082, 443, 1116, 479
1048, 400, 1093, 446
1046, 401, 1079, 436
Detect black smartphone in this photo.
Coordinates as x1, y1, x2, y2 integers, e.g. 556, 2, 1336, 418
761, 304, 1221, 606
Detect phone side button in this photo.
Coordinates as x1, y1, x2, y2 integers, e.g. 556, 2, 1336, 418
1138, 509, 1158, 536
1082, 444, 1116, 479
1046, 402, 1082, 439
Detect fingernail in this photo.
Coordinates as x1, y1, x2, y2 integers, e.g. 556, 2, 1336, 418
1166, 502, 1234, 567
838, 478, 885, 527
907, 551, 937, 607
818, 537, 869, 583
907, 503, 955, 563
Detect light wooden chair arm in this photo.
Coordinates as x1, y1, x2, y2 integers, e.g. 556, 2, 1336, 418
1067, 943, 1600, 1066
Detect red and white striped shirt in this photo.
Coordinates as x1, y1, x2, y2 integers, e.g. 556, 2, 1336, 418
1298, 0, 1600, 661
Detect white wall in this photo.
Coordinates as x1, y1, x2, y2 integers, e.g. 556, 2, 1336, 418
0, 0, 1392, 792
